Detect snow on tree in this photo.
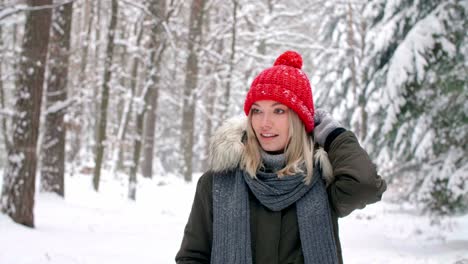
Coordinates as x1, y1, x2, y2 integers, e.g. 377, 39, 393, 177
362, 0, 467, 215
41, 1, 74, 196
1, 0, 53, 227
93, 0, 119, 191
309, 0, 368, 139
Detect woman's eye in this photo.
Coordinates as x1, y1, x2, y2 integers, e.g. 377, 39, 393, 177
274, 108, 286, 114
251, 108, 261, 114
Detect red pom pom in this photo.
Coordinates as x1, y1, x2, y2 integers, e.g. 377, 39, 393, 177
273, 50, 303, 69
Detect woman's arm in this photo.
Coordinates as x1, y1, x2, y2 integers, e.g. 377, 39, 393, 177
326, 131, 387, 217
175, 172, 214, 263
313, 109, 387, 218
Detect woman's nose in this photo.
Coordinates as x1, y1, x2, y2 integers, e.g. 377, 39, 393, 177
261, 113, 272, 128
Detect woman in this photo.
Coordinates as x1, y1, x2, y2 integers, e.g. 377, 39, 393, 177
175, 51, 387, 264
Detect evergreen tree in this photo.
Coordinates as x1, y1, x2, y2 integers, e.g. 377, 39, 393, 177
362, 0, 467, 215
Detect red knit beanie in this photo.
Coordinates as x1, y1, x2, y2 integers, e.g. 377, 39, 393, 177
244, 50, 315, 132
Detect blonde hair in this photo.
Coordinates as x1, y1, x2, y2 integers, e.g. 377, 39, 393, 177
240, 110, 315, 184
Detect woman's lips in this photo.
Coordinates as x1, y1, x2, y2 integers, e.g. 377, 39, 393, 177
260, 133, 278, 140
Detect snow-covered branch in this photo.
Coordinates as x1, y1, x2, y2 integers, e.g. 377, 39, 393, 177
44, 98, 76, 115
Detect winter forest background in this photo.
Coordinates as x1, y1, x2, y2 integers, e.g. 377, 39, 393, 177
0, 0, 467, 262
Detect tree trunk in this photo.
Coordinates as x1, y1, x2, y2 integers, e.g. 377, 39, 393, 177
346, 2, 369, 141
128, 50, 157, 200
93, 0, 118, 191
68, 0, 95, 164
79, 0, 94, 84
358, 18, 368, 142
129, 0, 169, 198
12, 21, 18, 75
141, 0, 167, 179
113, 24, 144, 174
0, 23, 11, 152
94, 0, 102, 71
221, 0, 238, 121
347, 2, 358, 100
0, 0, 53, 227
92, 0, 103, 145
181, 0, 206, 182
201, 10, 223, 169
128, 102, 145, 200
115, 27, 129, 139
359, 101, 368, 141
256, 0, 274, 56
40, 1, 73, 196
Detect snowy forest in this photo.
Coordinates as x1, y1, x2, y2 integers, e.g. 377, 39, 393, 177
0, 0, 467, 262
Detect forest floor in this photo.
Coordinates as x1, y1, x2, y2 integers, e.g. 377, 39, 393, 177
1, 172, 467, 264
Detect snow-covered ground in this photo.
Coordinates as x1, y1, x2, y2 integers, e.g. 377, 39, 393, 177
0, 172, 467, 264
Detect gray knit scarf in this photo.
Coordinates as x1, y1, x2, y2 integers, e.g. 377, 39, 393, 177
211, 152, 338, 264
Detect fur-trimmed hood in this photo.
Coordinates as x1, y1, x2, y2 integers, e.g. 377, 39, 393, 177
208, 116, 334, 185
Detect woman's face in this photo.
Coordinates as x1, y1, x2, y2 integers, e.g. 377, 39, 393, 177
250, 100, 290, 152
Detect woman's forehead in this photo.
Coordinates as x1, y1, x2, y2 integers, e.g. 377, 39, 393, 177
252, 100, 287, 107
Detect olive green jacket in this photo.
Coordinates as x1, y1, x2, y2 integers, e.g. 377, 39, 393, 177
176, 118, 386, 264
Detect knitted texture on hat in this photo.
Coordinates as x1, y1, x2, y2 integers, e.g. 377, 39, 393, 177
244, 50, 315, 132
